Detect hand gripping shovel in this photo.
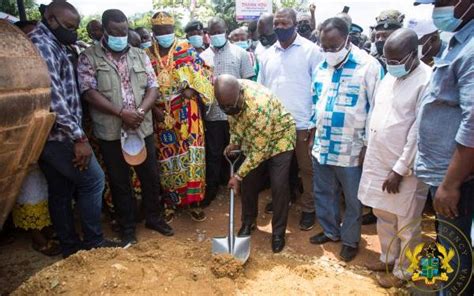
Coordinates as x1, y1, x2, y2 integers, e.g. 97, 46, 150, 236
211, 150, 250, 263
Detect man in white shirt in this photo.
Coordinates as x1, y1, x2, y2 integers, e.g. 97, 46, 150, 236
358, 28, 431, 288
258, 8, 323, 231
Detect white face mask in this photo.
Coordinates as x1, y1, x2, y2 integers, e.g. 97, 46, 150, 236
324, 36, 350, 67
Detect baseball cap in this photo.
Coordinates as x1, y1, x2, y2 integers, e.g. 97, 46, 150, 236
414, 0, 436, 5
406, 17, 437, 38
121, 129, 146, 166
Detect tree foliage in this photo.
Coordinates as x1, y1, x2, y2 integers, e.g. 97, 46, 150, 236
0, 0, 41, 20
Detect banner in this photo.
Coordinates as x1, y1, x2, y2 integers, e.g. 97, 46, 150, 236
236, 0, 272, 22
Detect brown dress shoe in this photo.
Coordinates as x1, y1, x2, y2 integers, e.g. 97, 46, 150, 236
376, 273, 404, 288
365, 261, 394, 272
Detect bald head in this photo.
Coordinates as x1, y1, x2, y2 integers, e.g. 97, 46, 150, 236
208, 17, 227, 36
44, 2, 80, 28
258, 13, 274, 36
384, 28, 418, 59
214, 75, 240, 106
275, 8, 297, 26
336, 13, 352, 30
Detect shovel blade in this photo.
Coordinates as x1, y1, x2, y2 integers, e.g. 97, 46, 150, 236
211, 236, 251, 263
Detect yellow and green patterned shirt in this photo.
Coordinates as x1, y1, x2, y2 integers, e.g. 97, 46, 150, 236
229, 80, 296, 177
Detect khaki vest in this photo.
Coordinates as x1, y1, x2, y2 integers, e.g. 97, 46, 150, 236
83, 44, 154, 141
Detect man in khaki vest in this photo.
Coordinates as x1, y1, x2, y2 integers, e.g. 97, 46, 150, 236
77, 9, 173, 245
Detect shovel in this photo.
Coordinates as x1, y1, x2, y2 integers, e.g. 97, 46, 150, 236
211, 150, 251, 263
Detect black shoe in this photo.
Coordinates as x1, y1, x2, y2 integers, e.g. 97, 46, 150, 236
309, 232, 340, 245
299, 211, 315, 231
95, 239, 124, 249
339, 245, 358, 262
238, 223, 256, 236
362, 212, 377, 225
264, 202, 273, 214
146, 219, 174, 236
272, 235, 285, 253
122, 233, 138, 246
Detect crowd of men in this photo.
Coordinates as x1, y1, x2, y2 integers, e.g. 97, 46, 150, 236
5, 0, 473, 291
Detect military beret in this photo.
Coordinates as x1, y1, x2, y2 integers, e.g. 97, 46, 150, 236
375, 9, 404, 31
184, 20, 204, 33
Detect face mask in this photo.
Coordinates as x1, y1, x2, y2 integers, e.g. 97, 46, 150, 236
375, 40, 385, 56
297, 23, 312, 35
432, 1, 471, 32
45, 17, 78, 45
259, 33, 277, 47
188, 35, 204, 48
386, 52, 415, 78
155, 33, 175, 48
324, 36, 349, 66
235, 40, 249, 50
210, 33, 227, 48
107, 34, 128, 52
275, 26, 296, 43
140, 41, 152, 49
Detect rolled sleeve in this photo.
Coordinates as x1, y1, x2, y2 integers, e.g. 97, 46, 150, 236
77, 54, 98, 94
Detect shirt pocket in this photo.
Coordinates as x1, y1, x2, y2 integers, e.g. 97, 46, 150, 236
132, 65, 148, 89
96, 63, 113, 93
431, 59, 457, 105
335, 77, 362, 107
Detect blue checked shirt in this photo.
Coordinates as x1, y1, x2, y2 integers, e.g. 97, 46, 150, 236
311, 46, 383, 167
29, 22, 84, 142
415, 20, 474, 186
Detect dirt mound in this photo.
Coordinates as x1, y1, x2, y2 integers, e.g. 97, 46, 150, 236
12, 238, 390, 295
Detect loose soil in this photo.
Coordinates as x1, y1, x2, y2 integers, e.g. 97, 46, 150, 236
1, 189, 433, 295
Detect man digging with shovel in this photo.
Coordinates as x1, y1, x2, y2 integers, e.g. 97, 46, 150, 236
215, 75, 296, 253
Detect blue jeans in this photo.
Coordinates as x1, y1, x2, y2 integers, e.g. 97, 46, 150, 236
430, 179, 473, 296
312, 158, 362, 248
39, 141, 105, 257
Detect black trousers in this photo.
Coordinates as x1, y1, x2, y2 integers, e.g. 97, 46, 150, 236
99, 135, 163, 236
241, 150, 293, 236
205, 120, 230, 194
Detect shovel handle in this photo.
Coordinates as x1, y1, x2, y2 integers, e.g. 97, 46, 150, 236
224, 150, 242, 177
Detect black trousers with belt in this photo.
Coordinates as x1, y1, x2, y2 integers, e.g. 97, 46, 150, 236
98, 135, 163, 236
241, 150, 293, 236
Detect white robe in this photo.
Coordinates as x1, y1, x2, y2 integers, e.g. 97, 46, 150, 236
358, 63, 432, 216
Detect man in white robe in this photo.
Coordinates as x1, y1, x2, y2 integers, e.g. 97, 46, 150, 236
358, 28, 432, 288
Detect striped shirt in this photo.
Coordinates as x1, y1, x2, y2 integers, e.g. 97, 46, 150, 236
311, 46, 383, 167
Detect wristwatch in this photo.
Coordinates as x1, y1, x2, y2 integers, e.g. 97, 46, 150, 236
137, 107, 145, 115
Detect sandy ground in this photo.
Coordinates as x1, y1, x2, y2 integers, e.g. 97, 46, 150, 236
0, 188, 415, 295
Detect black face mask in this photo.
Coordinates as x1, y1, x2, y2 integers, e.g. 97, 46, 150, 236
375, 40, 385, 56
297, 23, 312, 35
44, 16, 78, 45
259, 32, 277, 47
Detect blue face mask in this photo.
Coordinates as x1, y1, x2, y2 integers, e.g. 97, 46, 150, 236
387, 64, 409, 78
210, 33, 227, 48
235, 40, 249, 50
188, 35, 203, 48
155, 33, 175, 48
140, 41, 152, 49
432, 3, 465, 32
107, 34, 128, 52
275, 26, 296, 43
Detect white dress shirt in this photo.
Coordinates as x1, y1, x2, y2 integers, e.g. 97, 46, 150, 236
258, 34, 323, 130
358, 62, 432, 216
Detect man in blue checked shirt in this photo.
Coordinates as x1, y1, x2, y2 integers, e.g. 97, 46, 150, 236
307, 17, 383, 262
29, 2, 119, 257
414, 0, 473, 294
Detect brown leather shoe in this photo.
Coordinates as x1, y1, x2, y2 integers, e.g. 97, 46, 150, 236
365, 261, 394, 272
376, 273, 404, 288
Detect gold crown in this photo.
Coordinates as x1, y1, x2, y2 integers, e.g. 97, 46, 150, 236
151, 13, 175, 26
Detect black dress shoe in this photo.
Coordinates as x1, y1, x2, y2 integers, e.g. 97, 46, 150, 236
122, 233, 138, 246
340, 245, 358, 262
272, 235, 285, 253
299, 211, 315, 231
264, 202, 273, 214
146, 219, 174, 236
362, 211, 377, 225
238, 223, 256, 236
309, 232, 340, 245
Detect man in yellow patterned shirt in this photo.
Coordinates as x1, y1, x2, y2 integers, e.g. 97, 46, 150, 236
215, 75, 296, 253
